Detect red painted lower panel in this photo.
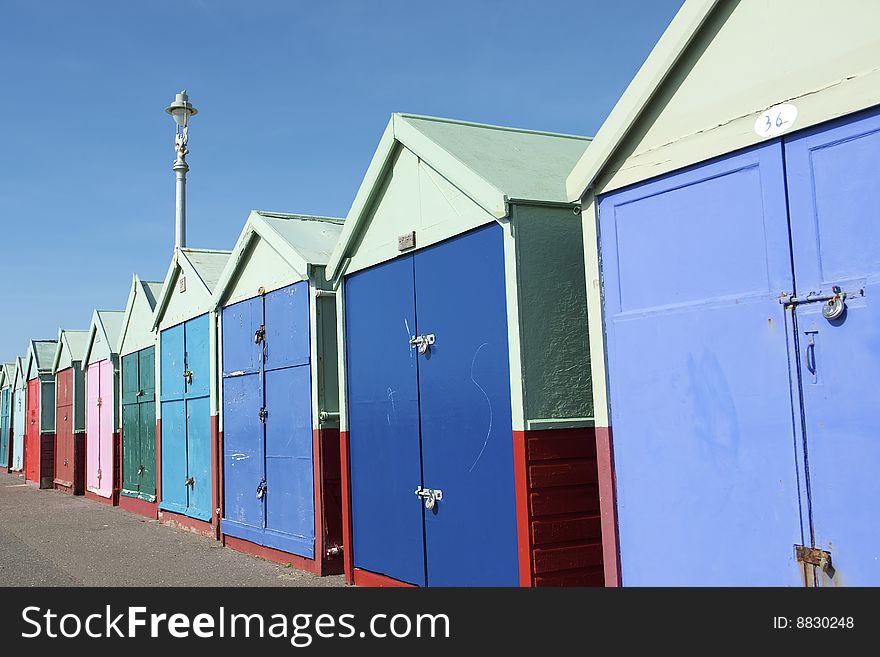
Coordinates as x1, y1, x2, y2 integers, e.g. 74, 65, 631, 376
223, 535, 322, 575
54, 432, 86, 495
595, 426, 620, 587
0, 466, 7, 474
513, 427, 605, 587
38, 433, 55, 489
158, 509, 215, 538
339, 430, 354, 584
352, 568, 415, 588
211, 416, 220, 540
119, 494, 158, 519
85, 489, 114, 506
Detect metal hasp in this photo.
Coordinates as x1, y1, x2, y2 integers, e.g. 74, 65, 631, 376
165, 90, 198, 248
254, 324, 266, 344
256, 479, 267, 500
415, 486, 443, 510
409, 333, 435, 355
795, 545, 832, 571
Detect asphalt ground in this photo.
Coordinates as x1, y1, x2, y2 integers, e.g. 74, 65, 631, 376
0, 471, 345, 587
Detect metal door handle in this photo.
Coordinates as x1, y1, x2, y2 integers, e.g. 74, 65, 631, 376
409, 334, 435, 355
415, 486, 443, 510
804, 333, 818, 384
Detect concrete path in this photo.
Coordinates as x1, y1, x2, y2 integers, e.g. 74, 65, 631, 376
0, 471, 345, 587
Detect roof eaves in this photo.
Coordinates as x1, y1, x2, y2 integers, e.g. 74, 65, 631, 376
564, 0, 721, 200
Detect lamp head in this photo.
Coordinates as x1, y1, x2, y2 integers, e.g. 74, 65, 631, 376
165, 90, 198, 127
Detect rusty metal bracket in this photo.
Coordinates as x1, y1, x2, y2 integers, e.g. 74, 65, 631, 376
795, 545, 832, 570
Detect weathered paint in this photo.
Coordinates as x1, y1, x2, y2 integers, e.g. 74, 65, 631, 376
25, 378, 42, 484
213, 211, 344, 573
121, 347, 157, 501
333, 115, 599, 587
117, 274, 162, 517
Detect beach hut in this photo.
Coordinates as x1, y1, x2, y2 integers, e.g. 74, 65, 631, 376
212, 210, 344, 573
24, 339, 58, 488
117, 275, 163, 518
51, 330, 89, 494
566, 0, 880, 586
10, 356, 27, 474
0, 363, 14, 471
153, 247, 231, 536
81, 310, 125, 505
326, 113, 598, 587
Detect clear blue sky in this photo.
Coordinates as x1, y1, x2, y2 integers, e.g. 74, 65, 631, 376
0, 0, 682, 364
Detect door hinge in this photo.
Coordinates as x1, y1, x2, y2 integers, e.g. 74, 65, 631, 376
795, 545, 832, 570
259, 407, 268, 423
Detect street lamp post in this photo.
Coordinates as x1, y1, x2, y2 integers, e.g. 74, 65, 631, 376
165, 90, 198, 249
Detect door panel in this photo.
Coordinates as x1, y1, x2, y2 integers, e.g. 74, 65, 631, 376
785, 108, 880, 585
222, 373, 265, 529
414, 223, 518, 586
140, 400, 156, 497
12, 389, 24, 471
25, 379, 40, 482
0, 389, 9, 468
159, 399, 187, 514
54, 369, 73, 485
122, 403, 140, 493
160, 324, 185, 401
264, 282, 310, 370
185, 396, 212, 521
95, 360, 114, 497
185, 314, 210, 399
264, 365, 314, 557
139, 347, 155, 399
222, 297, 264, 375
345, 256, 426, 586
121, 352, 139, 406
598, 143, 804, 585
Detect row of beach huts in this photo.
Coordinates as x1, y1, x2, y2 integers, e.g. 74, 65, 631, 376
2, 0, 880, 586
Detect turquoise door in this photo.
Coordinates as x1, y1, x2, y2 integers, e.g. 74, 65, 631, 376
160, 314, 212, 521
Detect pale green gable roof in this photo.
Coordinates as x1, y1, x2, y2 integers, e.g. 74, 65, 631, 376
401, 114, 591, 203
212, 210, 344, 307
327, 112, 591, 279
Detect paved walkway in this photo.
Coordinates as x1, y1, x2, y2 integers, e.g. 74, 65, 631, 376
0, 472, 345, 587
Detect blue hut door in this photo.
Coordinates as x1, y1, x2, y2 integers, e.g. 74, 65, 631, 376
160, 314, 212, 521
160, 323, 187, 515
784, 108, 880, 585
221, 282, 315, 557
222, 296, 265, 534
264, 282, 315, 556
345, 256, 426, 586
597, 143, 804, 585
345, 223, 517, 586
415, 224, 518, 586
